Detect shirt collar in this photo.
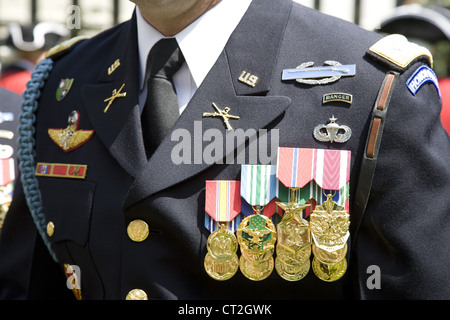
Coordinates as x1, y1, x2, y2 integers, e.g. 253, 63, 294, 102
136, 0, 252, 90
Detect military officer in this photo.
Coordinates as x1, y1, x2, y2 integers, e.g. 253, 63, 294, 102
0, 0, 449, 300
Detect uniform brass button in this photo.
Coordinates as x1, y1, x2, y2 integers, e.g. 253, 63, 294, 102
126, 289, 148, 300
47, 221, 55, 237
127, 219, 149, 242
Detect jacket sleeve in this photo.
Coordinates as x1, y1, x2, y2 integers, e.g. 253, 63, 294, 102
354, 61, 450, 299
0, 177, 74, 299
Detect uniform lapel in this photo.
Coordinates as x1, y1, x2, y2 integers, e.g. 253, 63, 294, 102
81, 14, 148, 178
123, 0, 293, 209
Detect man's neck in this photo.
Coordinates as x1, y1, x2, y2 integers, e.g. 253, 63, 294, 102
136, 0, 221, 37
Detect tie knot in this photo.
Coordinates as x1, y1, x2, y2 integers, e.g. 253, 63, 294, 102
147, 38, 185, 78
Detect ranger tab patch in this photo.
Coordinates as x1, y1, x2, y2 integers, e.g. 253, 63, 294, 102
407, 66, 441, 98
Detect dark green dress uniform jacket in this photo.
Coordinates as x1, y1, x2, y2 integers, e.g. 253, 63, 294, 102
1, 0, 449, 300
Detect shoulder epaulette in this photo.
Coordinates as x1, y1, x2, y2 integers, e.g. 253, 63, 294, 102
367, 34, 433, 72
45, 35, 90, 59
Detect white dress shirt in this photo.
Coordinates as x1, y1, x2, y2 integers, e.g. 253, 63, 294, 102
135, 0, 252, 114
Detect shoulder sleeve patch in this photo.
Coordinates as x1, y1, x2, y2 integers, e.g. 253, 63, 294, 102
367, 34, 433, 71
406, 66, 441, 98
45, 35, 90, 59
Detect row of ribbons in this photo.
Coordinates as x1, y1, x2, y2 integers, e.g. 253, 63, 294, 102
203, 147, 351, 282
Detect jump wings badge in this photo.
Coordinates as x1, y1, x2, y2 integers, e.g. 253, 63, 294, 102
48, 110, 94, 153
313, 116, 352, 144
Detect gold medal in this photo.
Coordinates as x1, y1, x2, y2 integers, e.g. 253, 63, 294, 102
237, 207, 277, 281
239, 255, 274, 281
275, 257, 310, 282
207, 227, 238, 260
312, 242, 347, 265
310, 193, 350, 248
276, 242, 311, 265
236, 209, 277, 254
240, 245, 274, 263
204, 252, 239, 281
204, 223, 239, 281
312, 256, 347, 282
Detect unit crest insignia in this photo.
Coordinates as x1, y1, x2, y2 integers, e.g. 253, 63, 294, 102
48, 110, 94, 152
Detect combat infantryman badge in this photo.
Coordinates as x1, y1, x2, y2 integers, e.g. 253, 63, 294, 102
313, 116, 352, 143
56, 78, 74, 101
282, 61, 356, 85
48, 110, 94, 152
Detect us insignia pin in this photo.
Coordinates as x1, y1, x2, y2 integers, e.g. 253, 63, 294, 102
282, 61, 356, 85
48, 110, 94, 152
56, 78, 74, 101
313, 116, 352, 143
108, 59, 121, 75
238, 70, 259, 87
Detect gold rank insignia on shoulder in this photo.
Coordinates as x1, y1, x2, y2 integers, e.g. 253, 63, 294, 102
368, 34, 433, 69
45, 35, 90, 59
48, 110, 94, 152
56, 78, 74, 101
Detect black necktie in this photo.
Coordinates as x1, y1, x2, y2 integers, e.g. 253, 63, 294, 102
141, 38, 185, 158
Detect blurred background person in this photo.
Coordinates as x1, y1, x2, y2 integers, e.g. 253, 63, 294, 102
0, 21, 69, 95
0, 87, 21, 230
377, 3, 450, 134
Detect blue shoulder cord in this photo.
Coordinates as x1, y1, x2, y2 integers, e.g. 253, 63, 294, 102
18, 58, 58, 262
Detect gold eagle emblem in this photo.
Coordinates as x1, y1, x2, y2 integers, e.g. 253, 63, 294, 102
48, 110, 94, 152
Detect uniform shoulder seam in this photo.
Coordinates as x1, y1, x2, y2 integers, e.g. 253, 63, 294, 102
45, 35, 90, 59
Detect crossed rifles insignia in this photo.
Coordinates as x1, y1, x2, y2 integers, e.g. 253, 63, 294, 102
203, 103, 240, 131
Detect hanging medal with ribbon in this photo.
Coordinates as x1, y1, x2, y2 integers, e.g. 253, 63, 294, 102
204, 180, 241, 281
310, 192, 350, 282
276, 147, 351, 282
273, 147, 352, 282
237, 165, 278, 281
276, 148, 314, 281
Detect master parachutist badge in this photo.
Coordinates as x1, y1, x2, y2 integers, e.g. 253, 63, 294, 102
313, 115, 352, 144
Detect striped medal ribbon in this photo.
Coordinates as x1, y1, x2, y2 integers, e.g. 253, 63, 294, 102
240, 164, 277, 217
204, 180, 241, 233
276, 147, 351, 214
